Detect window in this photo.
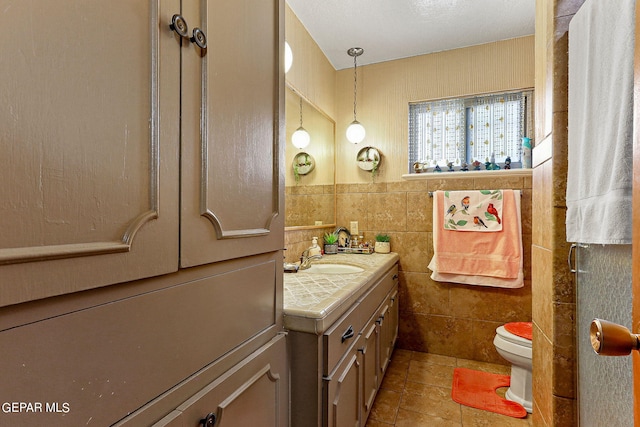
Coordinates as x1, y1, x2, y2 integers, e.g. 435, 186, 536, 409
408, 91, 533, 172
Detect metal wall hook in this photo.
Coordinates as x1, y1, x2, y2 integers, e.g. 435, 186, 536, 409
169, 14, 189, 38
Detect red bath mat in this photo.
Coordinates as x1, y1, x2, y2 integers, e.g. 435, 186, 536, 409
504, 321, 533, 340
451, 367, 527, 418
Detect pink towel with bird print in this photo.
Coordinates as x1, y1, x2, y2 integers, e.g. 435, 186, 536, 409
443, 190, 503, 232
429, 189, 522, 282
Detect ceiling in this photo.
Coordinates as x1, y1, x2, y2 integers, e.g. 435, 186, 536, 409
285, 0, 536, 70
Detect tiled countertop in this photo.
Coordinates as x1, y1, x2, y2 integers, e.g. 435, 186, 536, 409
283, 252, 399, 334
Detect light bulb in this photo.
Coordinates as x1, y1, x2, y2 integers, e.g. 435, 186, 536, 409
292, 127, 310, 149
284, 42, 293, 74
346, 120, 366, 144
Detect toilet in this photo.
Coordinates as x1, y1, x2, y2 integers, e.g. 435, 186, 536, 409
493, 322, 533, 413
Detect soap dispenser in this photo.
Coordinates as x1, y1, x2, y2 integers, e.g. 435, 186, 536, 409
308, 237, 322, 257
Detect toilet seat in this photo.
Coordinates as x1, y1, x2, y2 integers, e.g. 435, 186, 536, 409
504, 321, 532, 340
496, 326, 532, 348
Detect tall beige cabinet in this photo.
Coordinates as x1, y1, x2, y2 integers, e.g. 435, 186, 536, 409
0, 0, 287, 426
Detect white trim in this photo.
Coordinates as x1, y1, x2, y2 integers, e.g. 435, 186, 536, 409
402, 168, 532, 180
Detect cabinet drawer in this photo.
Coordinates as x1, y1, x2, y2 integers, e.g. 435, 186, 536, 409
357, 265, 398, 323
323, 303, 364, 376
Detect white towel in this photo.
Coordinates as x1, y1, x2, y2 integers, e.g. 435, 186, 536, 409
566, 0, 635, 244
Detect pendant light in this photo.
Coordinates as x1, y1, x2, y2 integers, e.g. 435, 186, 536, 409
346, 47, 365, 144
291, 96, 310, 149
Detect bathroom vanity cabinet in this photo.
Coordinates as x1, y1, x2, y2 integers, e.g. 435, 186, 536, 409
0, 0, 287, 426
284, 255, 399, 427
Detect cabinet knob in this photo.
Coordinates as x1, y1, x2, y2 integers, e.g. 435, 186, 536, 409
190, 28, 207, 50
200, 412, 217, 426
169, 14, 189, 38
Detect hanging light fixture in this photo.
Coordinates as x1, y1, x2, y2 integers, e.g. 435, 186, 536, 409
291, 96, 310, 149
346, 47, 365, 144
284, 41, 293, 74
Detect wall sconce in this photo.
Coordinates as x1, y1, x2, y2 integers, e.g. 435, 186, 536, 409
346, 47, 365, 144
291, 96, 310, 149
284, 41, 293, 74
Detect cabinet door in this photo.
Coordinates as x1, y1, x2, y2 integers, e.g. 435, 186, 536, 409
0, 0, 181, 307
179, 0, 285, 267
158, 334, 288, 427
325, 340, 362, 427
387, 288, 399, 360
360, 318, 379, 423
379, 287, 399, 376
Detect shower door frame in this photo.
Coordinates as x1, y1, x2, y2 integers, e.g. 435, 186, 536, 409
633, 0, 640, 420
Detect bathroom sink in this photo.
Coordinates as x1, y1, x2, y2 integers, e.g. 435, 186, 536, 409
304, 263, 364, 274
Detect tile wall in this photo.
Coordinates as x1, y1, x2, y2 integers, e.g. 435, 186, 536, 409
285, 173, 532, 366
531, 0, 585, 425
285, 184, 335, 228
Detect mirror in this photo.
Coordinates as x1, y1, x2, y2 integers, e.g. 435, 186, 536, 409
285, 86, 336, 229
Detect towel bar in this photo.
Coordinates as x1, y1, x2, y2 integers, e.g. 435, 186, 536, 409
428, 191, 523, 197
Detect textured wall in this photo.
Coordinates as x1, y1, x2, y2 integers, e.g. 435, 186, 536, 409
285, 5, 336, 120
334, 36, 535, 183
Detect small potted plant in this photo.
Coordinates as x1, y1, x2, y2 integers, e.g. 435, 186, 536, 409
374, 234, 391, 253
323, 232, 339, 255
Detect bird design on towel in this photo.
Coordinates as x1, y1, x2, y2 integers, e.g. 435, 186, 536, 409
447, 204, 457, 216
461, 196, 470, 211
487, 203, 501, 224
473, 216, 488, 228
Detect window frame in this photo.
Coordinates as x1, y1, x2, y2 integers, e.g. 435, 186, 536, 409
408, 90, 533, 173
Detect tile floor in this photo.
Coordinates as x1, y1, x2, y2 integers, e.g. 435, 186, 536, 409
365, 349, 533, 427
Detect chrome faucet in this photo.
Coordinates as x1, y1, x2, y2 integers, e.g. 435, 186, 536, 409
299, 248, 322, 270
